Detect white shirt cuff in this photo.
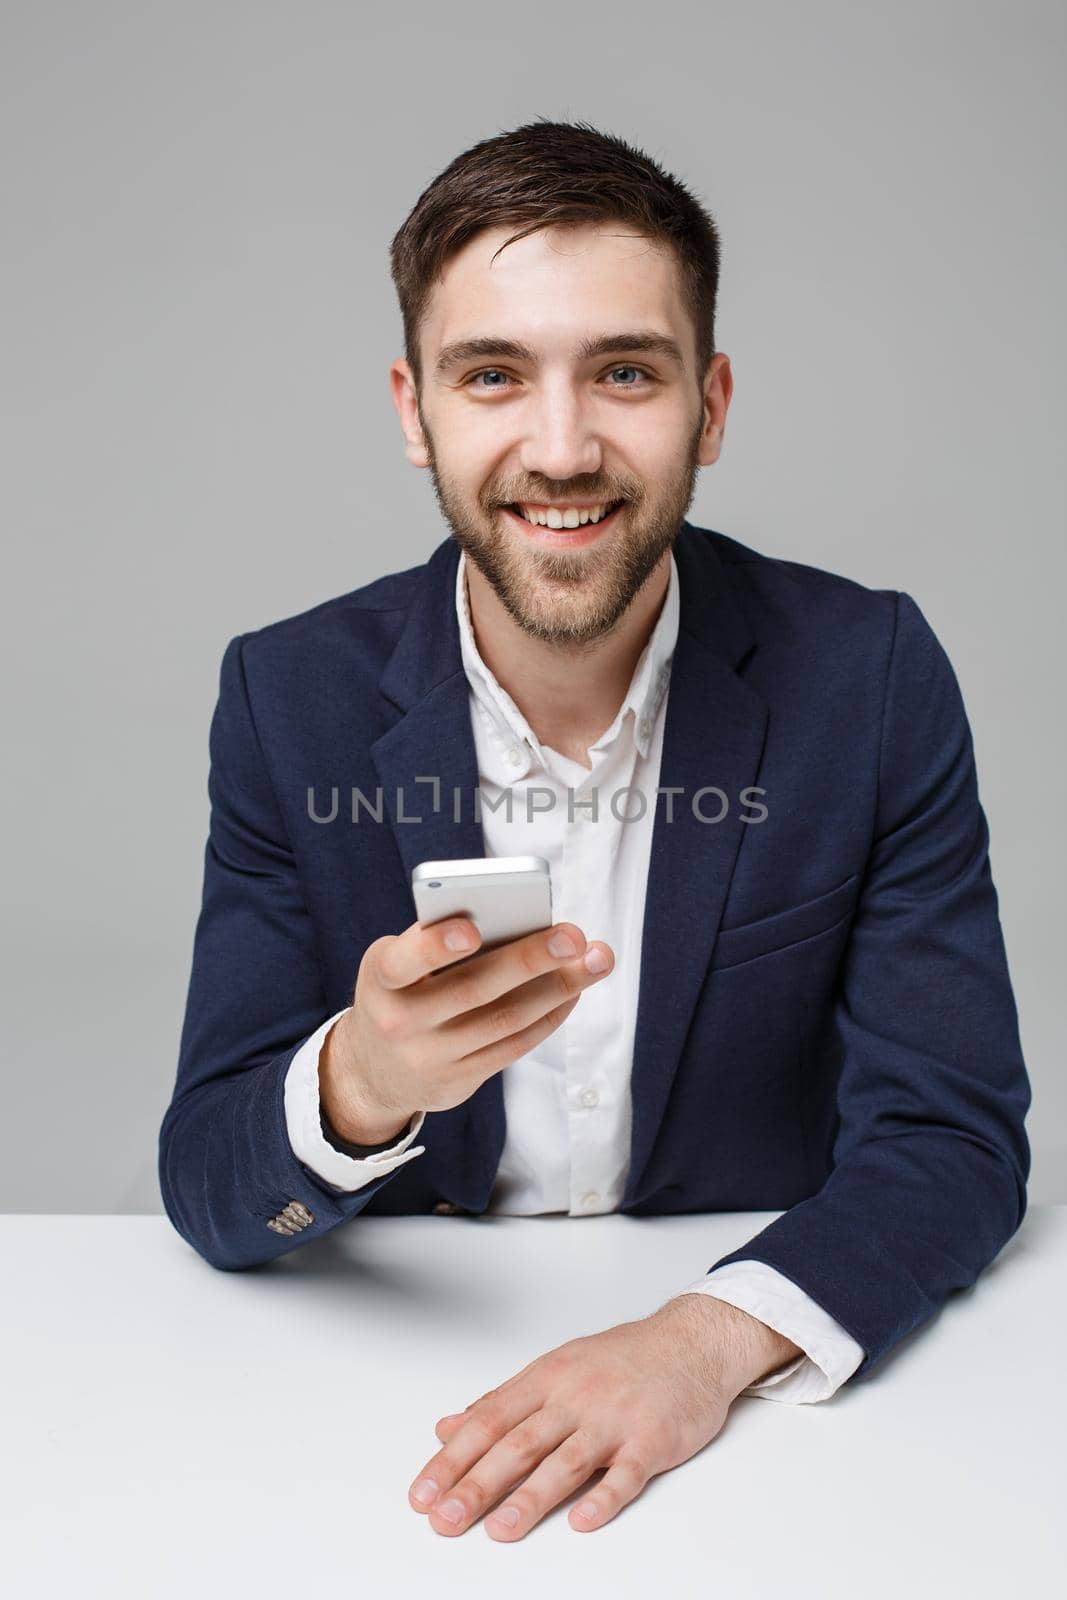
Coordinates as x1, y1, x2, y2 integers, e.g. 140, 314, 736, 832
283, 1008, 427, 1192
675, 1260, 865, 1403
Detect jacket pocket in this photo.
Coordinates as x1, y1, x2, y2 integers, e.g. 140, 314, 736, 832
711, 872, 859, 971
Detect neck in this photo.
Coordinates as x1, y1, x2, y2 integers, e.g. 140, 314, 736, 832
462, 553, 671, 766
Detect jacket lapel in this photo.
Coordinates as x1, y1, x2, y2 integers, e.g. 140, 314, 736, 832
370, 538, 500, 1210
368, 524, 767, 1214
623, 527, 768, 1202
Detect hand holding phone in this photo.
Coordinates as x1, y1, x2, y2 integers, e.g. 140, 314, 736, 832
319, 858, 614, 1145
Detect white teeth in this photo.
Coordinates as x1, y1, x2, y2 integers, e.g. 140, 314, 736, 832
518, 502, 616, 528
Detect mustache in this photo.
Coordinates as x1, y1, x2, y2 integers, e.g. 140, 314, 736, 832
490, 486, 635, 506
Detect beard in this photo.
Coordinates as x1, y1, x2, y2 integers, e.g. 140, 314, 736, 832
418, 405, 704, 651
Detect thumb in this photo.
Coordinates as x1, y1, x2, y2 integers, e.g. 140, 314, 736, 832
434, 1411, 468, 1441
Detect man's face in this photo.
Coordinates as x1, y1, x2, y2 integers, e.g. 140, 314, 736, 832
391, 222, 731, 647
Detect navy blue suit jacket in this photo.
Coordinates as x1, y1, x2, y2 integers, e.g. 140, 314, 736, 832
159, 521, 1030, 1378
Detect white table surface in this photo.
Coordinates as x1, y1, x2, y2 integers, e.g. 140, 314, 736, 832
1, 1206, 1064, 1598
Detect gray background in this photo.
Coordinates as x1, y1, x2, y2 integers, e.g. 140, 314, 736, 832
2, 1, 1063, 1213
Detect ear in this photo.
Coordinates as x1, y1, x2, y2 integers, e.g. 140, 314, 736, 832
390, 358, 430, 468
696, 352, 732, 467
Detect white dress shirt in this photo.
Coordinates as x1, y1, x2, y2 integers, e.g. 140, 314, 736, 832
284, 547, 865, 1403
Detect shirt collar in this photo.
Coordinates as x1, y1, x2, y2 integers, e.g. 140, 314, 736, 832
455, 545, 679, 774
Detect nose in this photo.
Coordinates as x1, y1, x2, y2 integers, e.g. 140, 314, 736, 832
518, 380, 603, 485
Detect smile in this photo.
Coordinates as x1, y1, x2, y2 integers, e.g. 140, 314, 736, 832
502, 500, 626, 548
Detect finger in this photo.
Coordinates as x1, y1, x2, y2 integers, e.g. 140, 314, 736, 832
372, 918, 483, 991
434, 1412, 467, 1442
410, 922, 600, 1030
442, 945, 615, 1057
482, 1426, 613, 1541
451, 991, 586, 1081
408, 1389, 542, 1518
566, 1452, 653, 1532
424, 1409, 577, 1538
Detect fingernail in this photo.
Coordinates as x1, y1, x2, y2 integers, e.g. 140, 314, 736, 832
576, 1500, 599, 1520
412, 1478, 439, 1506
437, 1498, 465, 1524
548, 930, 577, 958
490, 1505, 519, 1528
583, 947, 609, 974
445, 926, 474, 951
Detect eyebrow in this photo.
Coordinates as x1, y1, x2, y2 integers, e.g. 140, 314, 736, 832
433, 330, 686, 379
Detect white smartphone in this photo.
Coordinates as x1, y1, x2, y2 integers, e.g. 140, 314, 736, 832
412, 856, 553, 953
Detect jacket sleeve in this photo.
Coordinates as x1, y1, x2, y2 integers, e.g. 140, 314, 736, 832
707, 591, 1031, 1377
158, 634, 417, 1270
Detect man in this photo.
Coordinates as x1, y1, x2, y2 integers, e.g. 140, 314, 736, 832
159, 119, 1030, 1541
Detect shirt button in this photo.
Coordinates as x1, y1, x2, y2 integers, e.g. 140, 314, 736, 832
579, 1087, 599, 1108
505, 746, 523, 767
581, 1191, 601, 1211
639, 718, 652, 741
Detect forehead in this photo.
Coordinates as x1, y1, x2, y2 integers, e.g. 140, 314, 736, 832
423, 222, 689, 354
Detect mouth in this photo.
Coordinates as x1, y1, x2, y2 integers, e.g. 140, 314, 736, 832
501, 500, 627, 547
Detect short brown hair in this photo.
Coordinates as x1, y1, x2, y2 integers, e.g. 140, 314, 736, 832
389, 117, 721, 393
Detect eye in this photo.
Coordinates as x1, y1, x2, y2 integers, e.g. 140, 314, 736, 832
462, 364, 656, 393
605, 365, 653, 388
465, 369, 514, 390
